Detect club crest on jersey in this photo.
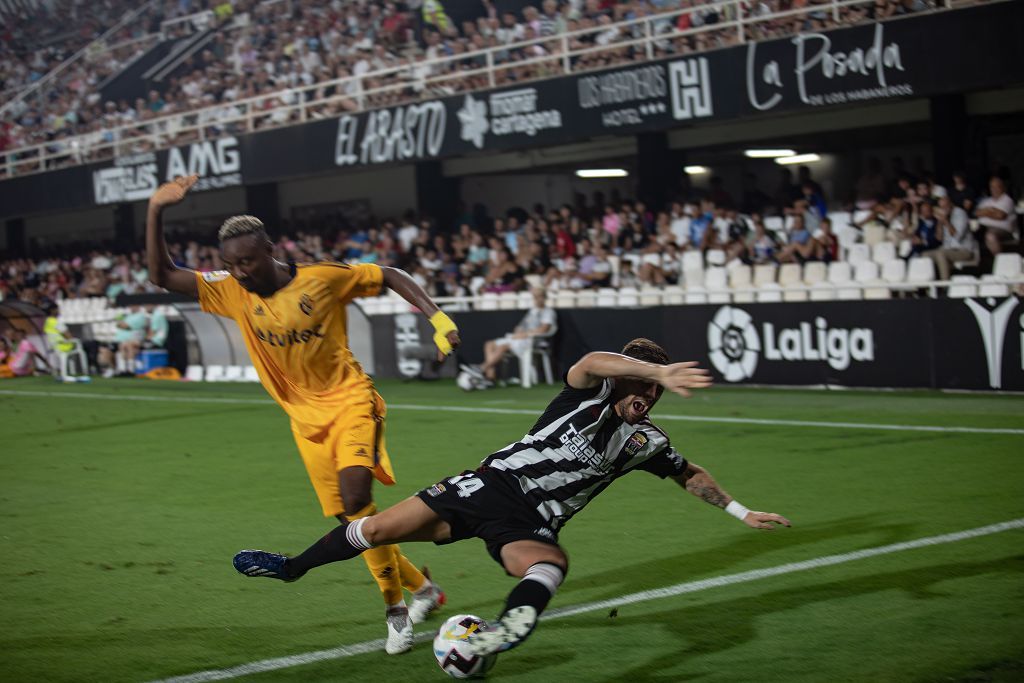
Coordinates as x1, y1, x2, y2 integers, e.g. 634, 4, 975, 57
426, 483, 447, 497
625, 431, 648, 456
253, 304, 265, 316
299, 293, 313, 316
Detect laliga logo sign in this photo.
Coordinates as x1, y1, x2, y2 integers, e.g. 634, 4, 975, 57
707, 306, 875, 382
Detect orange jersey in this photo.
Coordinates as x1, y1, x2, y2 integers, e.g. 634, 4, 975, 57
195, 262, 382, 438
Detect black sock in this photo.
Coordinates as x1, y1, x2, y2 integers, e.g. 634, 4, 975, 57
501, 562, 565, 619
287, 517, 372, 577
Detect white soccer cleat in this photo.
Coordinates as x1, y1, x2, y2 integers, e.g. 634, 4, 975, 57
408, 580, 447, 624
465, 605, 538, 657
384, 606, 414, 655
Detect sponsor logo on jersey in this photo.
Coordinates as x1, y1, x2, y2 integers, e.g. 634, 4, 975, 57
299, 293, 313, 316
253, 324, 325, 347
624, 431, 648, 456
559, 423, 605, 468
253, 304, 265, 316
533, 527, 556, 541
202, 270, 230, 282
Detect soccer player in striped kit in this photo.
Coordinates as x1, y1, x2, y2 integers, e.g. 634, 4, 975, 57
235, 337, 791, 658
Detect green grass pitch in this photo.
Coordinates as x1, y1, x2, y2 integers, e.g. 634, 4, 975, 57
1, 377, 1023, 682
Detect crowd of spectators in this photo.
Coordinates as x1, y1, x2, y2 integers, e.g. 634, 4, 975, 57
1, 0, 948, 173
2, 164, 1018, 316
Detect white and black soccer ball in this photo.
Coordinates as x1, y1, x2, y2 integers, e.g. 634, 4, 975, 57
457, 369, 489, 391
433, 614, 497, 679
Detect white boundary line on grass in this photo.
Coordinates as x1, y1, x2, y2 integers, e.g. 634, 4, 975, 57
1, 389, 1022, 435
148, 517, 1024, 683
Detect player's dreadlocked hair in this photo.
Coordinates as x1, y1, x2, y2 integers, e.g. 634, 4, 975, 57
218, 215, 267, 242
621, 338, 669, 365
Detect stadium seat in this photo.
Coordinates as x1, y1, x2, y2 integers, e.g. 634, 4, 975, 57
778, 263, 802, 287
243, 366, 260, 382
947, 275, 978, 299
809, 282, 837, 301
978, 275, 1010, 297
827, 262, 853, 284
753, 263, 777, 286
185, 365, 204, 381
872, 242, 897, 264
837, 285, 862, 300
847, 244, 871, 265
204, 365, 226, 382
897, 239, 913, 259
553, 290, 577, 309
854, 261, 889, 299
498, 292, 519, 310
907, 257, 936, 285
681, 250, 704, 272
683, 267, 705, 289
662, 286, 685, 305
639, 285, 662, 306
597, 288, 618, 307
705, 249, 726, 267
756, 283, 783, 303
864, 224, 887, 246
881, 259, 906, 284
684, 287, 708, 304
617, 287, 640, 307
705, 267, 729, 304
730, 265, 754, 303
224, 365, 244, 381
993, 253, 1023, 278
803, 262, 827, 285
477, 293, 499, 311
516, 291, 534, 309
576, 290, 598, 308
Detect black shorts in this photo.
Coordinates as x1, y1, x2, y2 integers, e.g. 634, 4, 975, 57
415, 468, 560, 568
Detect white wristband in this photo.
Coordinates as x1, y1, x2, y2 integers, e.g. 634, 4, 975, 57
725, 500, 750, 521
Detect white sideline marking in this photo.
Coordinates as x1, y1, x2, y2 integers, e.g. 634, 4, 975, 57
148, 518, 1024, 683
1, 389, 1022, 435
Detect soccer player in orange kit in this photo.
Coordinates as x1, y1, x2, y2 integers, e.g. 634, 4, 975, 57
146, 175, 459, 654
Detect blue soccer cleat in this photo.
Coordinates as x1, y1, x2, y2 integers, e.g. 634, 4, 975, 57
232, 549, 302, 582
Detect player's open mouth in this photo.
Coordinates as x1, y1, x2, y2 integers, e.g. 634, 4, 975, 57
631, 400, 648, 416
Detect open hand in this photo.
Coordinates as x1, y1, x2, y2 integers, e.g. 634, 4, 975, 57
742, 511, 792, 530
657, 361, 713, 398
150, 175, 199, 209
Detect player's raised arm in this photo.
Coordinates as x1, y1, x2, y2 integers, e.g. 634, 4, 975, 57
566, 352, 712, 396
672, 461, 791, 530
146, 175, 200, 298
380, 266, 460, 360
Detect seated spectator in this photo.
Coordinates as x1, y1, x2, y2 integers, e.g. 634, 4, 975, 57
926, 195, 977, 281
99, 306, 149, 377
686, 199, 716, 251
144, 304, 169, 351
908, 200, 941, 256
813, 217, 839, 263
579, 242, 613, 288
618, 260, 641, 288
464, 288, 555, 385
2, 328, 48, 378
975, 176, 1017, 254
482, 247, 524, 292
949, 171, 976, 213
745, 215, 780, 265
777, 214, 815, 263
44, 303, 88, 378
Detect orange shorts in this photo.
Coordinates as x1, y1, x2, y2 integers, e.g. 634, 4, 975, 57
291, 391, 395, 517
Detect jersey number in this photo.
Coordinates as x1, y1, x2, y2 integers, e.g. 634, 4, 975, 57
448, 474, 485, 498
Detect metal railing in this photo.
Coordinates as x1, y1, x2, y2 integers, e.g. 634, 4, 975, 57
0, 0, 972, 179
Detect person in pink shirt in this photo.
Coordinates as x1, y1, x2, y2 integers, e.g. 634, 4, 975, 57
3, 328, 48, 378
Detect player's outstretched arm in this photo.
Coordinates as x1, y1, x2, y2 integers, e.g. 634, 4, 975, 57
146, 175, 200, 298
567, 352, 712, 396
380, 266, 460, 359
672, 461, 791, 530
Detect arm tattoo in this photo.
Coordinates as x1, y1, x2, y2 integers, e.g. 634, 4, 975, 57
684, 473, 730, 509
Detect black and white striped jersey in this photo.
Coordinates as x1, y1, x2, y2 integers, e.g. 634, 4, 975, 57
481, 379, 688, 531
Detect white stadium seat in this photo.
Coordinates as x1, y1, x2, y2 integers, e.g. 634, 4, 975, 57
705, 267, 730, 304
223, 365, 244, 381
993, 253, 1023, 278
803, 261, 827, 285
498, 292, 519, 310
753, 263, 777, 286
681, 250, 704, 272
617, 287, 640, 307
827, 262, 853, 284
730, 265, 754, 303
185, 365, 204, 382
847, 243, 871, 265
597, 288, 618, 307
243, 366, 261, 382
809, 282, 836, 301
756, 283, 783, 303
978, 275, 1010, 297
204, 365, 226, 382
947, 275, 978, 299
872, 242, 897, 264
705, 249, 726, 266
683, 267, 705, 288
639, 285, 662, 306
863, 224, 887, 246
576, 290, 598, 308
662, 286, 685, 305
553, 290, 578, 309
778, 263, 802, 287
881, 259, 906, 283
907, 257, 936, 284
684, 287, 708, 304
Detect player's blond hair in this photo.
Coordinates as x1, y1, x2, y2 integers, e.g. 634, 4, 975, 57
218, 215, 266, 242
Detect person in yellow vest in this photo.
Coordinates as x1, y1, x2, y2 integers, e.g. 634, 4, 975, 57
422, 0, 451, 32
44, 304, 88, 379
145, 175, 459, 654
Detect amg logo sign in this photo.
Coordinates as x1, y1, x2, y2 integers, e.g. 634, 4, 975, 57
166, 137, 241, 191
92, 138, 241, 205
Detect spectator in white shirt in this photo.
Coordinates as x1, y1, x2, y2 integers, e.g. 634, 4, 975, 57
975, 176, 1017, 250
926, 195, 977, 281
468, 288, 556, 385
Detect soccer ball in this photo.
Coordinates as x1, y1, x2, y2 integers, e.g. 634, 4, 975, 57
456, 369, 487, 391
433, 614, 497, 679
